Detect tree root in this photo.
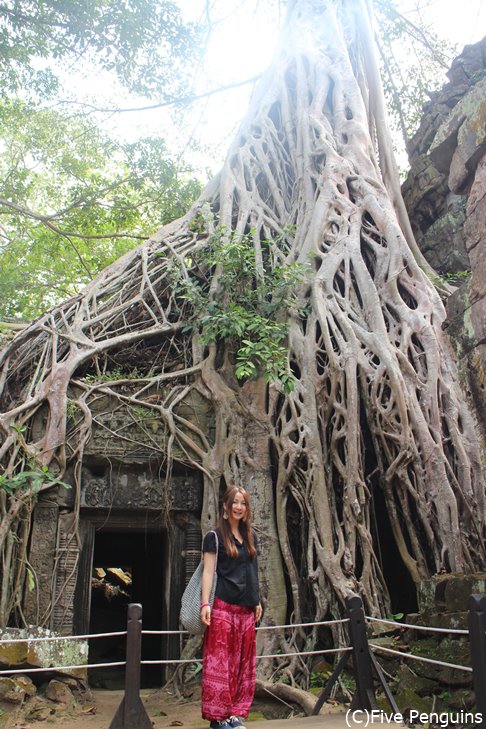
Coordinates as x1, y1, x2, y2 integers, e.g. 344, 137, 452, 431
255, 679, 318, 716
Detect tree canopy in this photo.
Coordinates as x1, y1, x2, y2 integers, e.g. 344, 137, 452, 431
0, 0, 204, 322
0, 100, 201, 320
0, 0, 199, 98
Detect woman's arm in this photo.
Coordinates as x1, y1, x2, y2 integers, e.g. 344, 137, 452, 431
201, 551, 216, 626
255, 602, 263, 622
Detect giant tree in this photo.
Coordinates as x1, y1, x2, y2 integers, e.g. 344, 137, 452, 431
1, 0, 484, 671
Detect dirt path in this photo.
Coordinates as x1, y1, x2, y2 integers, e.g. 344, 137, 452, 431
8, 688, 205, 729
6, 685, 345, 728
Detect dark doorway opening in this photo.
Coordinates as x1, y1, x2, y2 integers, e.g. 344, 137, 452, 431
370, 481, 418, 615
359, 393, 418, 617
88, 529, 166, 688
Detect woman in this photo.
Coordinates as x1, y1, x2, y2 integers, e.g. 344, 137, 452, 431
200, 485, 262, 729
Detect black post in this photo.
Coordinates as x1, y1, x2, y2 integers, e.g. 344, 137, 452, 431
468, 594, 486, 727
345, 594, 376, 710
109, 603, 152, 729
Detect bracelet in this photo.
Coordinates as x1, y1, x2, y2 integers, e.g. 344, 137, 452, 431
200, 603, 210, 610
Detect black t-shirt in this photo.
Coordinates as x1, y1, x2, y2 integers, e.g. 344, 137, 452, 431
202, 528, 260, 607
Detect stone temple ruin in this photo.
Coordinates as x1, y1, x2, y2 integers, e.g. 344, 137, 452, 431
22, 387, 213, 683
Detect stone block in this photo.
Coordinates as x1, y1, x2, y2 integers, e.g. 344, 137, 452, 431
14, 675, 36, 698
447, 42, 486, 86
395, 664, 436, 696
393, 688, 432, 714
404, 611, 468, 631
429, 76, 486, 192
0, 627, 88, 682
401, 155, 449, 234
25, 698, 56, 721
418, 573, 486, 613
46, 678, 74, 704
419, 199, 468, 272
0, 677, 25, 704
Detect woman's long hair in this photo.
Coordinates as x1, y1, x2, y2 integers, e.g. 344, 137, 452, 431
218, 485, 257, 559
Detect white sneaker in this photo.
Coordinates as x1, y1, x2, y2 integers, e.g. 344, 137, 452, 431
228, 717, 246, 729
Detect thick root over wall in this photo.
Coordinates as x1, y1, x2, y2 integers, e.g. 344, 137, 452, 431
0, 0, 484, 679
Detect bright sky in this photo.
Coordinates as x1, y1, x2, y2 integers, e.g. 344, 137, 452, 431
410, 0, 485, 46
73, 0, 486, 177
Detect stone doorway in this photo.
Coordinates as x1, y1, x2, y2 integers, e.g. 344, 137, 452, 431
87, 527, 167, 688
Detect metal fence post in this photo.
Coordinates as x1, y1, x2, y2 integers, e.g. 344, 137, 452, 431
468, 594, 486, 725
345, 594, 376, 710
109, 603, 152, 729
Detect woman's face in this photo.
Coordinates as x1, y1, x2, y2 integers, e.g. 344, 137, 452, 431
227, 490, 248, 522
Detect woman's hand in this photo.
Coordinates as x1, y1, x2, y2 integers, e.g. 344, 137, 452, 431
201, 604, 211, 626
255, 603, 263, 623
201, 550, 216, 628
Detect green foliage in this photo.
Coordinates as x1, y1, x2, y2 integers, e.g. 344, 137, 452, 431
0, 100, 202, 320
375, 0, 457, 147
387, 611, 404, 621
82, 368, 142, 383
441, 270, 471, 286
66, 399, 82, 425
0, 466, 71, 495
0, 0, 200, 99
310, 669, 331, 688
171, 226, 306, 392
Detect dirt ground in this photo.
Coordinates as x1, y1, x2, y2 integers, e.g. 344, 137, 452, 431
5, 684, 340, 729
5, 686, 207, 729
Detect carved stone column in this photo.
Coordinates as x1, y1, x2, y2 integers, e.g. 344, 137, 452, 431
23, 501, 59, 627
51, 512, 80, 635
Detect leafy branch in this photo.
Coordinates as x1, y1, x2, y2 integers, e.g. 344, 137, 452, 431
170, 225, 307, 393
0, 467, 71, 496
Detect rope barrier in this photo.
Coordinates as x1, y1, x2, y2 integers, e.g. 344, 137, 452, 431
0, 609, 472, 685
141, 629, 188, 636
141, 617, 350, 637
0, 630, 127, 644
141, 658, 201, 665
257, 646, 352, 660
366, 615, 469, 635
369, 643, 473, 672
257, 618, 349, 630
0, 661, 126, 676
139, 646, 352, 666
3, 614, 464, 647
0, 617, 350, 645
0, 647, 353, 675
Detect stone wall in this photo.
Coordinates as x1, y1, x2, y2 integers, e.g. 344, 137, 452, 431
403, 36, 486, 440
25, 388, 207, 639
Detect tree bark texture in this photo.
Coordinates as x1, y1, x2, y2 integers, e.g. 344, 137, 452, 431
0, 0, 484, 669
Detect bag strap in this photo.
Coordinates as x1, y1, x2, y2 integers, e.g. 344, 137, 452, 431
210, 530, 218, 573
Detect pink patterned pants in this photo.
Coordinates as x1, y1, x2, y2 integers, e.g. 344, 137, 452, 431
201, 598, 256, 721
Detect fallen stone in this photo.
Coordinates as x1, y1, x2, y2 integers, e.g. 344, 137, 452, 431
45, 678, 75, 705
393, 687, 432, 715
394, 663, 437, 696
25, 699, 56, 722
0, 677, 25, 704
